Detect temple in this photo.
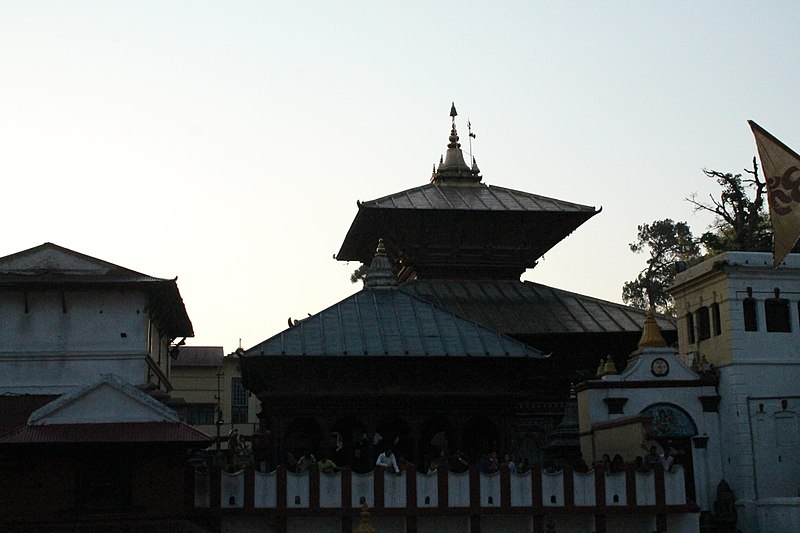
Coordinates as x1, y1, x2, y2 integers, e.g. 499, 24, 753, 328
241, 104, 676, 476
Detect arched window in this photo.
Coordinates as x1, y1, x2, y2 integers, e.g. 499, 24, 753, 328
697, 306, 710, 341
743, 298, 758, 332
765, 297, 791, 332
711, 303, 722, 336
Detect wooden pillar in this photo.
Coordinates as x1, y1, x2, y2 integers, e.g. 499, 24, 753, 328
655, 466, 667, 532
531, 466, 544, 533
342, 467, 353, 509
437, 466, 448, 508
594, 464, 606, 533
210, 464, 221, 509
276, 465, 287, 533
309, 467, 320, 509
500, 464, 511, 506
625, 464, 637, 506
244, 465, 255, 509
374, 467, 385, 509
563, 466, 575, 507
469, 468, 481, 533
406, 464, 418, 533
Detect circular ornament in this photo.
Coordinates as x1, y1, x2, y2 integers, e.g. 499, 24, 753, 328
651, 357, 670, 377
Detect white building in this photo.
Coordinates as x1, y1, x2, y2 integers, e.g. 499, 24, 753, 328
0, 243, 212, 529
670, 251, 800, 533
0, 242, 193, 398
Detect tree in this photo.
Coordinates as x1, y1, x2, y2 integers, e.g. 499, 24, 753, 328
622, 219, 700, 314
350, 263, 368, 283
624, 158, 778, 314
686, 157, 772, 254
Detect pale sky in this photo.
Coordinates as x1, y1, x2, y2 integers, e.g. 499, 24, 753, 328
2, 1, 798, 353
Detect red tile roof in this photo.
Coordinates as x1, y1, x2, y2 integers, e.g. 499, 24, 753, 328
0, 421, 213, 444
0, 394, 59, 434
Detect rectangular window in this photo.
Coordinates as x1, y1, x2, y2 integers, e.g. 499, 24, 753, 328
686, 312, 696, 344
765, 298, 791, 332
231, 377, 248, 424
711, 303, 722, 336
186, 405, 215, 425
697, 306, 711, 340
743, 298, 758, 332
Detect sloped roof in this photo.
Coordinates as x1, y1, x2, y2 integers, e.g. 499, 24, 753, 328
0, 242, 193, 336
336, 185, 599, 276
359, 182, 597, 213
28, 374, 179, 425
0, 421, 212, 444
401, 279, 677, 336
0, 394, 59, 435
244, 287, 545, 358
173, 346, 224, 367
0, 374, 213, 444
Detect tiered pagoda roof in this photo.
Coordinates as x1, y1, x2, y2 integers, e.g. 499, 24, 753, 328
337, 104, 600, 280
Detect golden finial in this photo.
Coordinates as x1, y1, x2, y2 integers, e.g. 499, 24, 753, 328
569, 383, 576, 400
603, 354, 617, 375
354, 504, 378, 533
638, 307, 667, 349
596, 359, 605, 377
375, 238, 386, 256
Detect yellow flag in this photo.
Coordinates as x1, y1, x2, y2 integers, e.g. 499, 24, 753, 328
748, 120, 800, 266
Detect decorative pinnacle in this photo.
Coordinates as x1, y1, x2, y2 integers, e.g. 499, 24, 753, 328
363, 238, 396, 288
603, 354, 618, 375
638, 307, 667, 349
596, 358, 605, 377
432, 102, 481, 183
354, 504, 378, 533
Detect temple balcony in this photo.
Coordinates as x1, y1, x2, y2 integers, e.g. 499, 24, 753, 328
191, 464, 699, 533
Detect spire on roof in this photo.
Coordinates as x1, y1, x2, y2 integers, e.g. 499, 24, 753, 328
602, 354, 618, 375
363, 239, 397, 288
638, 307, 667, 349
432, 103, 482, 184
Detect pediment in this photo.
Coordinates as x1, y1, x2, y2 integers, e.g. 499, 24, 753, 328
29, 374, 178, 425
0, 243, 112, 275
611, 347, 700, 382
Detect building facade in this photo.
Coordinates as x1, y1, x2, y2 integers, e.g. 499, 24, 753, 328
0, 243, 213, 530
670, 251, 800, 533
171, 346, 261, 451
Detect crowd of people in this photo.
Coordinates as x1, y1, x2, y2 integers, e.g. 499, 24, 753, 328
278, 439, 683, 477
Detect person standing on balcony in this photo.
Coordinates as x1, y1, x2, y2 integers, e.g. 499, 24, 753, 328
376, 446, 400, 474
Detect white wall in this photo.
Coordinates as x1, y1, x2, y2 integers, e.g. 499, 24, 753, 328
0, 288, 161, 393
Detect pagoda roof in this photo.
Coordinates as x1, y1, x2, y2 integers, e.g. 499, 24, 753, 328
336, 105, 599, 273
244, 287, 545, 358
336, 183, 598, 276
356, 181, 596, 213
0, 242, 193, 337
401, 279, 676, 337
244, 242, 545, 359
